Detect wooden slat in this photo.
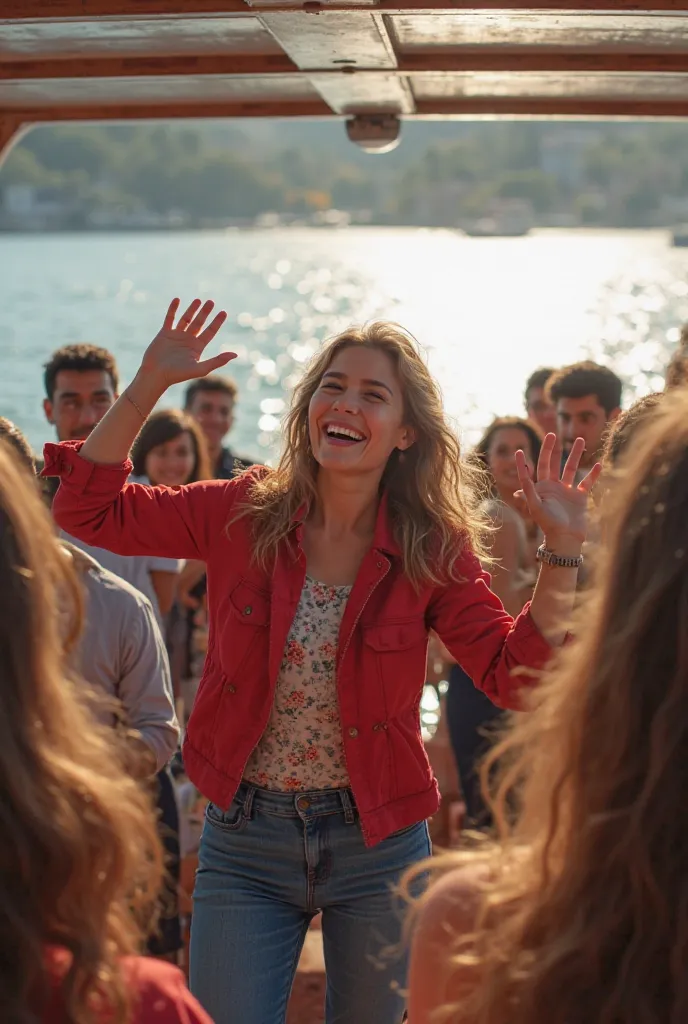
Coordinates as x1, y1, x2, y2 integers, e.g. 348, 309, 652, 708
5, 0, 688, 16
388, 11, 688, 49
5, 51, 688, 78
0, 73, 320, 105
0, 98, 333, 119
8, 95, 688, 118
412, 70, 688, 98
399, 52, 688, 72
0, 54, 298, 79
0, 15, 282, 60
414, 96, 688, 114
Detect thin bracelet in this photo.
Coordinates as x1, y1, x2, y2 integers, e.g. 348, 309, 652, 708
123, 388, 147, 421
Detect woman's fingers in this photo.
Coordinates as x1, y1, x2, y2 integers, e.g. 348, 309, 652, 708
515, 449, 544, 515
197, 311, 228, 347
188, 299, 216, 336
176, 297, 202, 329
536, 432, 557, 482
163, 298, 180, 330
577, 461, 603, 493
195, 351, 237, 377
561, 437, 585, 486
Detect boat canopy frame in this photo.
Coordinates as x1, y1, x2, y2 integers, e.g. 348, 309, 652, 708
3, 1, 688, 160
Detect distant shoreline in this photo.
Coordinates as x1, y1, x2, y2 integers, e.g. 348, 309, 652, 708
0, 224, 676, 238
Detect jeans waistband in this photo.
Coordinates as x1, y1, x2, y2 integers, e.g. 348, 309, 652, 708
235, 781, 357, 823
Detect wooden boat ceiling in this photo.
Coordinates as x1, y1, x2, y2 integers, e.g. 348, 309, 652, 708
3, 2, 688, 129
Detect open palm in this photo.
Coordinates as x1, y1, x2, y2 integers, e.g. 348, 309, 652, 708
140, 297, 235, 388
515, 434, 601, 544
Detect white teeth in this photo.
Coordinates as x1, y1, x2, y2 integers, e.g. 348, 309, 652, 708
325, 424, 365, 442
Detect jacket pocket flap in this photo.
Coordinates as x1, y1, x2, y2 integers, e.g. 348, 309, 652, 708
364, 620, 427, 652
228, 580, 271, 626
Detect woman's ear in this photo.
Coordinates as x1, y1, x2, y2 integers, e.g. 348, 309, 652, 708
398, 427, 416, 452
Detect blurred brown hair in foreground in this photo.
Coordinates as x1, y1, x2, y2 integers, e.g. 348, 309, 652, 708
0, 439, 163, 1024
601, 391, 664, 467
406, 386, 688, 1024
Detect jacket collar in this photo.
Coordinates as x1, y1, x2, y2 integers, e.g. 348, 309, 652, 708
292, 489, 400, 557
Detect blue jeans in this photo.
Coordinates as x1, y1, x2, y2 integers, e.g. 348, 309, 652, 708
189, 782, 431, 1024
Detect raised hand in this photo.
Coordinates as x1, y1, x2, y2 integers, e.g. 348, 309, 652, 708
139, 298, 235, 388
514, 433, 601, 545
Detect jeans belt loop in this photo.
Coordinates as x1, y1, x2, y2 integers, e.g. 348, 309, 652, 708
242, 784, 256, 820
340, 788, 355, 824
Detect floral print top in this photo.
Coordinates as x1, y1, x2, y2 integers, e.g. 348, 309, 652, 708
244, 576, 351, 791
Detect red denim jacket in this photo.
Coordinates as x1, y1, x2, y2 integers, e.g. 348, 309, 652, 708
44, 441, 552, 846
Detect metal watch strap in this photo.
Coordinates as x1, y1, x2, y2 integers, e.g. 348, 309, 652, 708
536, 544, 583, 569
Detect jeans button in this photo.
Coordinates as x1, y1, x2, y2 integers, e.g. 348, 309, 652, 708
297, 796, 311, 811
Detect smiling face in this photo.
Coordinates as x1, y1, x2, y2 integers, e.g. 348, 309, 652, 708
487, 426, 536, 496
144, 430, 197, 487
187, 389, 235, 453
307, 345, 414, 479
43, 369, 116, 442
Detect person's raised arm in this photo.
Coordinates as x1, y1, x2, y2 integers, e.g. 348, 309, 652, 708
427, 433, 599, 709
43, 299, 243, 562
81, 297, 233, 465
516, 433, 600, 647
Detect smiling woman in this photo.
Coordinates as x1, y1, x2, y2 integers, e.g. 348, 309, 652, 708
242, 321, 488, 591
42, 297, 599, 1024
131, 409, 211, 487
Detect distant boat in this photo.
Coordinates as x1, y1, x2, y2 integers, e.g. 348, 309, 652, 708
464, 216, 531, 238
672, 226, 688, 247
462, 203, 533, 238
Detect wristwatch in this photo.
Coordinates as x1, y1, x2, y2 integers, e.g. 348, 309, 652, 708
536, 544, 584, 569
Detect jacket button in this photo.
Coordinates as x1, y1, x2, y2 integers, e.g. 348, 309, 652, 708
227, 684, 237, 694
376, 560, 382, 569
243, 605, 252, 616
348, 726, 359, 738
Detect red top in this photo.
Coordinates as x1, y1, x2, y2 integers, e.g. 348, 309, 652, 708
43, 954, 212, 1023
44, 442, 552, 846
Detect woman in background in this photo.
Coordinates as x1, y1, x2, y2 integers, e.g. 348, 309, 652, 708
130, 407, 212, 701
131, 408, 211, 487
0, 440, 210, 1024
130, 409, 212, 966
409, 389, 688, 1024
445, 416, 542, 830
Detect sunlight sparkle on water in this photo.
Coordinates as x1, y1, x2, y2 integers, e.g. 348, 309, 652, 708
1, 227, 686, 458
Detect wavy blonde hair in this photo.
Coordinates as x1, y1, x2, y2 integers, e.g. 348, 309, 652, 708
237, 322, 488, 585
412, 387, 688, 1024
0, 441, 163, 1024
